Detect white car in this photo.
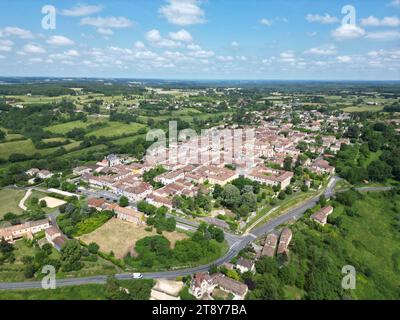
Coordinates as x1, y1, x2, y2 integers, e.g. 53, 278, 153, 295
132, 273, 143, 279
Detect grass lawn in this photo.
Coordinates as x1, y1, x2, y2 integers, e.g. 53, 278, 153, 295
45, 118, 106, 135
78, 218, 188, 259
342, 105, 383, 113
329, 193, 400, 299
284, 285, 304, 300
0, 187, 25, 217
85, 122, 145, 138
0, 284, 108, 300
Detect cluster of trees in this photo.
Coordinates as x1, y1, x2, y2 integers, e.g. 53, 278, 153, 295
57, 200, 114, 237
0, 238, 15, 264
142, 165, 167, 188
336, 122, 400, 183
146, 207, 176, 233
104, 277, 154, 300
172, 191, 212, 215
126, 223, 224, 269
213, 179, 258, 218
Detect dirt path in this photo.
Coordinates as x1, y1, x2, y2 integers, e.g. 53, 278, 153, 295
18, 189, 32, 211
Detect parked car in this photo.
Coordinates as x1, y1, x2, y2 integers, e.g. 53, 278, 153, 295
132, 273, 143, 279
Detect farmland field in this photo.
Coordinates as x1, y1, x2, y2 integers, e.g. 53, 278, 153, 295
85, 122, 145, 138
79, 218, 188, 259
0, 187, 25, 217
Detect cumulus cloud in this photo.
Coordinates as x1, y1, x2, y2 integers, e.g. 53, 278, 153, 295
0, 26, 33, 39
159, 0, 205, 26
188, 49, 214, 58
46, 35, 75, 46
23, 43, 45, 54
365, 30, 400, 40
331, 24, 366, 40
336, 55, 352, 63
280, 51, 296, 62
389, 0, 400, 7
97, 28, 114, 36
81, 16, 133, 28
0, 39, 13, 52
306, 13, 339, 24
168, 29, 193, 42
61, 4, 104, 17
145, 29, 181, 48
216, 55, 234, 62
361, 16, 400, 27
304, 45, 337, 55
260, 18, 272, 26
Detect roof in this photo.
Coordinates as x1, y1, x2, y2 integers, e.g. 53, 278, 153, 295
262, 233, 278, 257
311, 206, 334, 224
45, 226, 61, 237
277, 227, 292, 254
236, 257, 254, 269
87, 197, 107, 208
105, 204, 144, 220
211, 274, 248, 296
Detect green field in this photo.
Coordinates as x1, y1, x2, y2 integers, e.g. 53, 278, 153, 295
85, 122, 145, 138
0, 187, 25, 217
0, 284, 107, 300
342, 105, 384, 113
45, 118, 106, 135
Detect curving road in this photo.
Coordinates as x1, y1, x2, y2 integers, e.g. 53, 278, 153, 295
0, 176, 393, 291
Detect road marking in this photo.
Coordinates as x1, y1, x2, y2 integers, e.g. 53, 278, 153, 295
248, 233, 257, 239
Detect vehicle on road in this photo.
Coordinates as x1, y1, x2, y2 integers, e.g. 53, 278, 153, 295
132, 273, 143, 279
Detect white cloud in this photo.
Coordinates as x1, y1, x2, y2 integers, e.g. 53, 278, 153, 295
389, 0, 400, 7
47, 35, 75, 46
0, 39, 13, 52
134, 41, 145, 49
306, 13, 339, 24
231, 41, 240, 48
260, 18, 272, 26
97, 28, 114, 36
159, 0, 205, 26
336, 55, 352, 63
145, 29, 181, 48
81, 16, 133, 28
61, 4, 104, 17
361, 16, 400, 27
280, 50, 296, 62
216, 55, 234, 62
64, 49, 80, 57
28, 57, 43, 63
331, 24, 366, 40
304, 45, 337, 56
168, 29, 193, 42
188, 50, 214, 58
365, 30, 400, 40
23, 43, 45, 54
187, 43, 201, 50
1, 26, 33, 39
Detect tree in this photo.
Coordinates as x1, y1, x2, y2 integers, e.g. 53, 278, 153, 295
60, 240, 83, 272
367, 160, 392, 182
284, 156, 293, 171
0, 129, 5, 141
319, 194, 327, 207
119, 196, 129, 207
209, 264, 218, 274
39, 200, 47, 208
212, 184, 223, 199
221, 184, 241, 209
88, 242, 100, 254
278, 191, 286, 200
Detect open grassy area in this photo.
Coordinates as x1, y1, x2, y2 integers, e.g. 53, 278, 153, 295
329, 193, 400, 299
0, 187, 25, 217
342, 105, 384, 113
85, 121, 145, 138
78, 218, 188, 259
45, 118, 106, 135
0, 283, 108, 300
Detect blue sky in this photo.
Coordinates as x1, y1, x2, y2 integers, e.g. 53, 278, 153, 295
0, 0, 399, 80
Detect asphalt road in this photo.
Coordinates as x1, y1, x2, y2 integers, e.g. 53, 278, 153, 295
1, 177, 393, 291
